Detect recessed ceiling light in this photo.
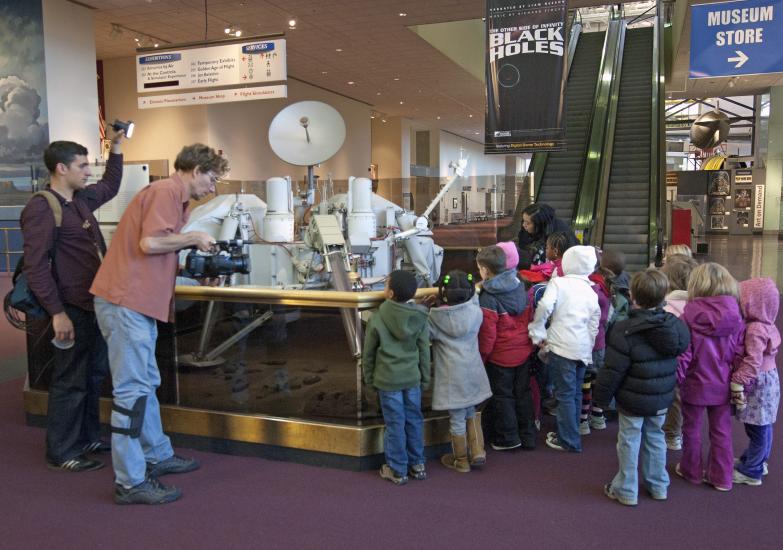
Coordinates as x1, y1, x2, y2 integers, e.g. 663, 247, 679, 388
335, 48, 343, 52
234, 29, 242, 37
399, 100, 404, 105
322, 71, 327, 75
376, 92, 381, 95
436, 116, 441, 120
468, 114, 473, 118
154, 43, 159, 48
474, 132, 480, 135
381, 119, 387, 123
399, 13, 407, 17
347, 81, 355, 85
288, 19, 297, 27
224, 27, 232, 34
393, 77, 400, 81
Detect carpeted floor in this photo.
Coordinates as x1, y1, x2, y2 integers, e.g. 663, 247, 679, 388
0, 374, 780, 549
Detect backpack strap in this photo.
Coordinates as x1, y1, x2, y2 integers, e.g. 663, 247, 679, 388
31, 191, 63, 228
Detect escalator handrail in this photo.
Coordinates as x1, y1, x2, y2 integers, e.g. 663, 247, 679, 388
571, 19, 624, 237
590, 20, 628, 247
649, 1, 666, 265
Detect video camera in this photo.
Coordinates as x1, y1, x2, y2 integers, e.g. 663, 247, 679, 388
184, 239, 251, 278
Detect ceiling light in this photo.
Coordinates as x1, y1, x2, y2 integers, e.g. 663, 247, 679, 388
224, 26, 232, 34
399, 100, 404, 105
393, 77, 399, 81
321, 71, 328, 75
381, 118, 387, 123
474, 132, 480, 135
288, 19, 297, 27
234, 29, 242, 37
376, 92, 381, 96
468, 114, 473, 118
335, 48, 343, 52
347, 81, 355, 85
154, 43, 159, 48
436, 116, 441, 120
399, 13, 407, 17
134, 37, 140, 42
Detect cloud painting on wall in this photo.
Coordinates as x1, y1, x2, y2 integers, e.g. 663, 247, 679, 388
0, 0, 48, 176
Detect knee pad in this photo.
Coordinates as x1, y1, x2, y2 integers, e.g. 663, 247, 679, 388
111, 395, 147, 438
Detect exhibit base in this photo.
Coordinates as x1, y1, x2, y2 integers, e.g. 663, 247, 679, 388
23, 389, 454, 471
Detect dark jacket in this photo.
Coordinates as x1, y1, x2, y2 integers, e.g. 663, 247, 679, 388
594, 308, 691, 416
478, 268, 532, 367
362, 299, 431, 391
517, 204, 578, 268
20, 153, 122, 313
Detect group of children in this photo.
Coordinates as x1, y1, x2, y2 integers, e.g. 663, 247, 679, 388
361, 240, 780, 506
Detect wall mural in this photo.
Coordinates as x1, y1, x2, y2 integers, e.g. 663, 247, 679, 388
0, 0, 48, 190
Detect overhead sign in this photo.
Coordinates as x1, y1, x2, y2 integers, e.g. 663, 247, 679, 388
484, 0, 567, 154
138, 85, 287, 109
690, 0, 783, 78
136, 39, 286, 93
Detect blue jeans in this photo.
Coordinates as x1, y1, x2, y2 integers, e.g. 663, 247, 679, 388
94, 297, 174, 488
737, 423, 773, 480
378, 387, 424, 476
549, 352, 586, 452
610, 413, 669, 502
448, 406, 476, 436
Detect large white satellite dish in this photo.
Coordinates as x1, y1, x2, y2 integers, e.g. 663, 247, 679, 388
268, 101, 346, 166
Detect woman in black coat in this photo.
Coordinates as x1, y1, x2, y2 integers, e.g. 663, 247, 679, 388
517, 203, 578, 269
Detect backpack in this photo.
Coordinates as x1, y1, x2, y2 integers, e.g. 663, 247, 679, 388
3, 191, 62, 330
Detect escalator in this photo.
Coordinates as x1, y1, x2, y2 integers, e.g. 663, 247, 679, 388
535, 30, 606, 222
597, 26, 657, 271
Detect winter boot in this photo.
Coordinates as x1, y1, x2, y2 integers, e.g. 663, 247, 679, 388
466, 415, 487, 466
441, 434, 470, 473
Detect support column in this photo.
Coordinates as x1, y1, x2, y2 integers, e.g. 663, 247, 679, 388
765, 87, 783, 233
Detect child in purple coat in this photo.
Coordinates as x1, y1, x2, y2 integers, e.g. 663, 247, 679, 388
676, 263, 744, 491
732, 278, 781, 486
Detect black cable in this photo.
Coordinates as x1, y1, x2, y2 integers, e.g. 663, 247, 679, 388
204, 0, 208, 41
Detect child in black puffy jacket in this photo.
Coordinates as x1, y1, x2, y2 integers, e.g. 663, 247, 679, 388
594, 269, 690, 506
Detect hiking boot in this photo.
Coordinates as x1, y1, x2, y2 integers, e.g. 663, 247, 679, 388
83, 440, 111, 454
115, 476, 182, 505
47, 455, 104, 472
408, 463, 427, 480
146, 454, 200, 477
379, 464, 407, 485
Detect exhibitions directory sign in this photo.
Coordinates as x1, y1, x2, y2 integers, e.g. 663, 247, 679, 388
690, 0, 783, 78
485, 0, 567, 154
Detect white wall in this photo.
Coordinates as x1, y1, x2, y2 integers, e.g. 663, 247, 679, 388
438, 130, 506, 178
42, 0, 99, 159
103, 57, 371, 180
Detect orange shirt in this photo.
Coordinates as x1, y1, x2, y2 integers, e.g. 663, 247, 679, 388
90, 174, 190, 322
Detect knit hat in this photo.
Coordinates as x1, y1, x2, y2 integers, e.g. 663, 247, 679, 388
496, 241, 519, 271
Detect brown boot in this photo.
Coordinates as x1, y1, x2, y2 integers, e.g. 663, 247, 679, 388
466, 415, 486, 466
441, 434, 470, 473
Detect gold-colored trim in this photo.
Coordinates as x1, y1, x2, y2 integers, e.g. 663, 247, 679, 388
175, 285, 437, 309
23, 389, 452, 457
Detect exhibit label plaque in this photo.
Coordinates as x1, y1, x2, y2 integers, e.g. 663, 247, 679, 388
136, 39, 286, 93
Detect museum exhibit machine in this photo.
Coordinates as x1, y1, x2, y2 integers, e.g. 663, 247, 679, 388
23, 101, 470, 468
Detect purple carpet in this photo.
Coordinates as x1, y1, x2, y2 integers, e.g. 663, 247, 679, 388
0, 376, 781, 549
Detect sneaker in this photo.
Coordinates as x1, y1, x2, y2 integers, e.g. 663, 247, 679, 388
702, 475, 731, 492
47, 455, 104, 472
545, 433, 568, 452
379, 464, 407, 485
733, 458, 768, 477
646, 488, 668, 501
666, 435, 682, 451
579, 420, 591, 436
408, 463, 427, 481
490, 441, 522, 451
83, 440, 111, 454
589, 415, 607, 430
146, 454, 200, 477
115, 476, 182, 505
674, 463, 685, 479
604, 483, 637, 506
732, 469, 762, 486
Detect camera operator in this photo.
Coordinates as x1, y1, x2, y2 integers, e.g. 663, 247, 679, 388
90, 143, 227, 505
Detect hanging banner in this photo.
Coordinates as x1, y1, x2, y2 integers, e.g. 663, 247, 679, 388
485, 0, 567, 154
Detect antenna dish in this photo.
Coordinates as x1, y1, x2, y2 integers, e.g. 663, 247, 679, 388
268, 101, 346, 166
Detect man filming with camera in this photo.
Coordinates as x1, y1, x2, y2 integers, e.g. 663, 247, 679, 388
91, 143, 226, 505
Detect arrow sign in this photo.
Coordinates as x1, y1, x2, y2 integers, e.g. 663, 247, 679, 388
728, 50, 748, 68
